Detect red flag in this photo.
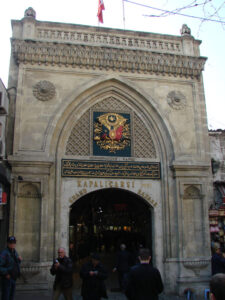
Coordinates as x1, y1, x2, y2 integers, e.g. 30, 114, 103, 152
97, 0, 105, 23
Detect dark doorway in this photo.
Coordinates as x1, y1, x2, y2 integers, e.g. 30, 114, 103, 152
69, 188, 152, 290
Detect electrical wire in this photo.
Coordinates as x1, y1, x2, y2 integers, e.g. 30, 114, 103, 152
123, 0, 225, 24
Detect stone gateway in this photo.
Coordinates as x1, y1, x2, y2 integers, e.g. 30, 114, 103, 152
7, 8, 212, 296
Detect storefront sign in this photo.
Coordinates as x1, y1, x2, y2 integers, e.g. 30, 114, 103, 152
77, 179, 135, 189
61, 159, 161, 179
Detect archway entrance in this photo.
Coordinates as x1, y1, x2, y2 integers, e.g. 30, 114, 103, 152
69, 188, 153, 289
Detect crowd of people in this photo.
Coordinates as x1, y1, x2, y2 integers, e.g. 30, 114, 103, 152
50, 245, 164, 300
0, 236, 225, 300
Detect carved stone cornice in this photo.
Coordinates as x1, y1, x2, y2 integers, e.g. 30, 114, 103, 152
12, 39, 206, 79
171, 162, 210, 178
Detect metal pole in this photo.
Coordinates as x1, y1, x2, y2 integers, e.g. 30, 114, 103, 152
122, 0, 125, 29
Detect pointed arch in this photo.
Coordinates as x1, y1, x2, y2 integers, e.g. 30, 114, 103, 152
51, 76, 177, 265
48, 76, 175, 164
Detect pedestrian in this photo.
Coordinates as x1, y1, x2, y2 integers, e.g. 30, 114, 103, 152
125, 248, 163, 300
0, 236, 22, 300
112, 244, 131, 291
69, 242, 76, 270
50, 247, 73, 300
210, 273, 225, 300
211, 246, 225, 275
80, 253, 108, 300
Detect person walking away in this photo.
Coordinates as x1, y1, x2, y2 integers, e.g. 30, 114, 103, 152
210, 273, 225, 300
211, 246, 225, 275
125, 248, 163, 300
80, 253, 108, 300
112, 243, 131, 291
50, 247, 73, 300
0, 236, 22, 300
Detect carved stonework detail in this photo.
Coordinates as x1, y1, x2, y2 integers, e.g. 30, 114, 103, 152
65, 98, 157, 158
184, 185, 201, 199
134, 113, 156, 158
33, 81, 56, 101
24, 7, 36, 19
17, 182, 41, 198
183, 258, 210, 276
37, 28, 182, 54
181, 24, 191, 36
93, 97, 130, 112
167, 91, 186, 110
12, 40, 206, 79
66, 110, 90, 156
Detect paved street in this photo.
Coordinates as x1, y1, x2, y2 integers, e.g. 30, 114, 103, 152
14, 291, 186, 300
13, 289, 205, 300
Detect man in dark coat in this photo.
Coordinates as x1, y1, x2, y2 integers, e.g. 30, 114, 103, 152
211, 246, 225, 275
0, 236, 22, 300
113, 244, 131, 291
125, 248, 163, 300
50, 247, 73, 300
80, 253, 108, 300
210, 273, 225, 300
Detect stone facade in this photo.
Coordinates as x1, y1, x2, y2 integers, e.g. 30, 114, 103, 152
7, 8, 212, 295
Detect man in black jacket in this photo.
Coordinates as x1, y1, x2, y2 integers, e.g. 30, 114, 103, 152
125, 248, 163, 300
50, 247, 73, 300
210, 273, 225, 300
211, 246, 225, 275
0, 236, 22, 300
80, 253, 108, 300
113, 244, 131, 291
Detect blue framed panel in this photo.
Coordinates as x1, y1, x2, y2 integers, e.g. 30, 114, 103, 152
93, 111, 131, 157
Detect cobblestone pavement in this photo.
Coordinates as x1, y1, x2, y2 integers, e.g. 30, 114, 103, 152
14, 290, 198, 300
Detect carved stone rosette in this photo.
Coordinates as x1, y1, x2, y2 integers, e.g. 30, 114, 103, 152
33, 80, 56, 101
167, 91, 186, 110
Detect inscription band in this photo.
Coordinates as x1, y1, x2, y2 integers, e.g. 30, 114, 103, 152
61, 159, 161, 180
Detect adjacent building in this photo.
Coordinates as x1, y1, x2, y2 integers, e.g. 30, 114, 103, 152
209, 130, 225, 252
0, 79, 11, 250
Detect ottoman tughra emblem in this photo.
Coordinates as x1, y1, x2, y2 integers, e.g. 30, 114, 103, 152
33, 81, 56, 101
94, 112, 130, 153
167, 91, 186, 110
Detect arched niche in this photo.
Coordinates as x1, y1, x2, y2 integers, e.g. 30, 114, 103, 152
16, 182, 41, 261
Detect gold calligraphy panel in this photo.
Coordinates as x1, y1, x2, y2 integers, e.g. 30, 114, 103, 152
61, 159, 161, 180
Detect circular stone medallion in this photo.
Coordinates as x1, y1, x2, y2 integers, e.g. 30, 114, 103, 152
33, 81, 56, 101
167, 90, 186, 110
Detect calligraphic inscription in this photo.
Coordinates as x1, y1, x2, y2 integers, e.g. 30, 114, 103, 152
93, 112, 131, 157
61, 160, 161, 180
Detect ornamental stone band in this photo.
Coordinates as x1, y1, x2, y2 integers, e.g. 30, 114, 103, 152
12, 39, 206, 79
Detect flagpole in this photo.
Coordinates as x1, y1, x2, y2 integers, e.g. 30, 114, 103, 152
122, 0, 125, 29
